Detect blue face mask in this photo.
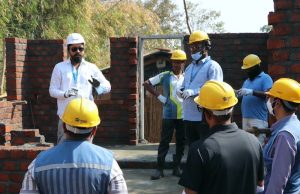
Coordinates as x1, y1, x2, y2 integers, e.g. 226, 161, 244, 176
191, 52, 202, 61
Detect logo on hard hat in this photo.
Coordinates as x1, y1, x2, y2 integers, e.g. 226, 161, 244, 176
223, 96, 232, 102
75, 118, 87, 123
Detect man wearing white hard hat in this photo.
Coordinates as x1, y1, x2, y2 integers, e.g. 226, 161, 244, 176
49, 33, 111, 144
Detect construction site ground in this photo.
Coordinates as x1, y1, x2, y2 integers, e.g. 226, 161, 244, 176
105, 143, 188, 194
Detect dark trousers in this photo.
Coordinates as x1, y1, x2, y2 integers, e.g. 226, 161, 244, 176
157, 119, 186, 168
185, 120, 209, 146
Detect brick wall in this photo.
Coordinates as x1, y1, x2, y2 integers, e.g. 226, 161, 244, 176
0, 146, 47, 194
268, 0, 300, 81
210, 33, 269, 126
4, 38, 66, 143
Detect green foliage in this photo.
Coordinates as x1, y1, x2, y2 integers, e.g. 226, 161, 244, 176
185, 1, 225, 33
0, 0, 224, 68
260, 25, 272, 33
0, 0, 162, 68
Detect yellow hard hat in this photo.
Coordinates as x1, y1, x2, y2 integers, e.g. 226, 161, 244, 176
170, 50, 187, 60
194, 80, 238, 110
62, 98, 100, 129
242, 54, 261, 69
189, 31, 209, 44
266, 78, 300, 103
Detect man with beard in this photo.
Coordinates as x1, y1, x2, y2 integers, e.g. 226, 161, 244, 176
49, 33, 111, 144
143, 50, 186, 180
236, 54, 273, 145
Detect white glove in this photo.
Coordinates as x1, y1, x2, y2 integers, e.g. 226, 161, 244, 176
182, 89, 194, 99
64, 88, 78, 98
176, 87, 184, 99
237, 88, 253, 96
256, 185, 264, 193
157, 95, 167, 104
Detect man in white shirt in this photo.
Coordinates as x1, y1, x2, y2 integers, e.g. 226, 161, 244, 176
49, 33, 111, 144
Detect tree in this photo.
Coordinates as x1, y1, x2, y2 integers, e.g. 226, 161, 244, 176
184, 1, 225, 33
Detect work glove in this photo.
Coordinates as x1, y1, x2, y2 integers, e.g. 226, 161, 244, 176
237, 88, 253, 96
88, 77, 100, 88
157, 95, 167, 104
88, 77, 100, 96
64, 88, 78, 98
182, 89, 194, 99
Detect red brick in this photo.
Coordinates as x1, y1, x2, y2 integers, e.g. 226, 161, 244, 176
9, 149, 25, 159
271, 50, 289, 61
8, 182, 21, 193
128, 94, 137, 100
3, 161, 17, 171
267, 38, 285, 49
290, 37, 300, 47
274, 0, 293, 10
269, 65, 286, 76
19, 161, 31, 171
9, 173, 24, 183
271, 24, 292, 36
0, 149, 8, 159
0, 173, 9, 182
128, 118, 137, 124
128, 58, 138, 65
291, 64, 300, 73
26, 150, 41, 160
291, 11, 300, 22
268, 12, 288, 24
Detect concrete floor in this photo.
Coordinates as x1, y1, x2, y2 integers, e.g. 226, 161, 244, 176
124, 169, 184, 194
104, 143, 187, 194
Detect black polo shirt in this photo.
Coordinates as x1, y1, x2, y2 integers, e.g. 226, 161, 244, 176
178, 123, 264, 194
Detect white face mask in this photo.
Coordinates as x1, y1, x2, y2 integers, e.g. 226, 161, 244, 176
267, 98, 275, 116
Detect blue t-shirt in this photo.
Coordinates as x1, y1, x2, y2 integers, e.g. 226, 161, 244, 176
241, 72, 273, 121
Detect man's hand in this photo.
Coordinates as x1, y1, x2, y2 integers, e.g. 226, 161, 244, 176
88, 77, 100, 88
64, 88, 78, 98
182, 89, 194, 99
157, 95, 167, 104
237, 88, 253, 96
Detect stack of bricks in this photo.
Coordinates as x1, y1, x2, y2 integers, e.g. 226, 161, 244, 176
267, 0, 300, 81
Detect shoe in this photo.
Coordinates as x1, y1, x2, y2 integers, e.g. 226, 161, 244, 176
172, 166, 182, 177
150, 169, 164, 180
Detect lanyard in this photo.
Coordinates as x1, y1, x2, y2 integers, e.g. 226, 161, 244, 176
190, 59, 210, 83
72, 65, 78, 84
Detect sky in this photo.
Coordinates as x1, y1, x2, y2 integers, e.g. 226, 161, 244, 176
174, 0, 274, 33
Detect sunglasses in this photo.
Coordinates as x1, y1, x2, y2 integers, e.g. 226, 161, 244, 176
71, 47, 84, 52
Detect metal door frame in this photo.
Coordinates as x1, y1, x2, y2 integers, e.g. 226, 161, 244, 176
137, 35, 185, 143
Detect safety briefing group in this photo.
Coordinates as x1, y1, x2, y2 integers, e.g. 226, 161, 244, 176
19, 31, 300, 194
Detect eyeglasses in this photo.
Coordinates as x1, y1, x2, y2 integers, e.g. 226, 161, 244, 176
71, 47, 84, 52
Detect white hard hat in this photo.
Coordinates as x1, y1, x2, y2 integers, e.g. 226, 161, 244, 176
66, 33, 85, 45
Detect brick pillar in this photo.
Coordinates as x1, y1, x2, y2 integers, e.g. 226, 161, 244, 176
5, 38, 28, 101
268, 0, 300, 80
98, 37, 138, 145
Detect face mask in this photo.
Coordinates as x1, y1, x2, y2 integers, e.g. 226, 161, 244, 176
191, 52, 202, 61
267, 98, 275, 116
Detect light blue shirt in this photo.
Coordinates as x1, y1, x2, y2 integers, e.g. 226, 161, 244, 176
182, 56, 223, 121
241, 72, 273, 121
